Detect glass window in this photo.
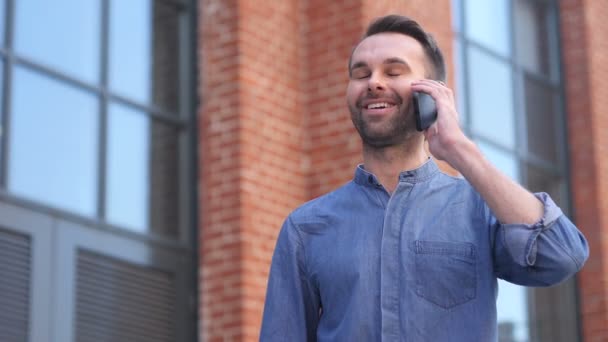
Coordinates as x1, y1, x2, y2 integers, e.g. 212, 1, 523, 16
455, 1, 576, 341
524, 76, 559, 164
106, 103, 150, 232
8, 66, 98, 216
106, 103, 181, 235
514, 0, 557, 78
477, 140, 519, 181
497, 280, 529, 342
0, 0, 5, 46
0, 59, 3, 177
109, 0, 180, 113
454, 38, 466, 126
146, 122, 181, 237
525, 163, 564, 207
451, 0, 462, 31
468, 47, 515, 148
465, 0, 510, 56
14, 0, 100, 83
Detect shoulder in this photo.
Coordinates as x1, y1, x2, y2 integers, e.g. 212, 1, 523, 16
433, 171, 485, 208
288, 181, 358, 227
434, 170, 473, 192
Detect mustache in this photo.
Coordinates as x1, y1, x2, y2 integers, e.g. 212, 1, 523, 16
356, 92, 403, 108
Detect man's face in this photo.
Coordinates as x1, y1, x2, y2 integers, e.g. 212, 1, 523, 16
347, 33, 428, 148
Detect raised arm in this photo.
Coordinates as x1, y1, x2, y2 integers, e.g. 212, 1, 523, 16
412, 79, 542, 225
411, 79, 588, 285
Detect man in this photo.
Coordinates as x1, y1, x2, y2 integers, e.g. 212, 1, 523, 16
260, 15, 588, 341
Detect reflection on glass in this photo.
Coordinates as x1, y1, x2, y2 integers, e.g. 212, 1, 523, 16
109, 0, 180, 113
451, 0, 462, 31
526, 163, 563, 207
0, 0, 5, 45
106, 103, 180, 235
515, 0, 556, 78
497, 280, 530, 342
148, 122, 180, 237
0, 59, 3, 176
469, 47, 515, 148
15, 0, 100, 83
477, 140, 518, 181
524, 76, 558, 164
106, 103, 150, 232
9, 66, 98, 215
454, 38, 466, 126
529, 280, 579, 342
465, 0, 510, 56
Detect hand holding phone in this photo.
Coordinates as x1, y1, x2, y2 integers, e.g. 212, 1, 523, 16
413, 91, 437, 132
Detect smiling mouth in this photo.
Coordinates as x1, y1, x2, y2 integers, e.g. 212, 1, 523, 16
365, 102, 396, 110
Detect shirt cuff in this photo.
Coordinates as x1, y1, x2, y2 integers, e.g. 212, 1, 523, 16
531, 192, 563, 228
501, 192, 563, 267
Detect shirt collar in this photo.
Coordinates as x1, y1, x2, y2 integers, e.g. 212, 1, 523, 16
354, 158, 440, 187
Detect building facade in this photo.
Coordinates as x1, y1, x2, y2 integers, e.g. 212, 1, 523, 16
199, 0, 606, 341
0, 0, 606, 341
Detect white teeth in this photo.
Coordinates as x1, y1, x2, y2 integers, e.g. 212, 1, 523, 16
367, 102, 392, 109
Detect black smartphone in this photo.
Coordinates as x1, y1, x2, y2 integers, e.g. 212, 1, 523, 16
413, 91, 437, 132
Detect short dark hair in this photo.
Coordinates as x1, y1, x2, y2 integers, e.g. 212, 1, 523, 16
351, 15, 447, 82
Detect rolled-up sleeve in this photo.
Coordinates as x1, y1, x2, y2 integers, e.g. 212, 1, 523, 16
261, 216, 320, 341
492, 192, 589, 286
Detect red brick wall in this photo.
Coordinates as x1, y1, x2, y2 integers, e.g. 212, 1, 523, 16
199, 1, 451, 340
199, 0, 307, 340
560, 1, 608, 341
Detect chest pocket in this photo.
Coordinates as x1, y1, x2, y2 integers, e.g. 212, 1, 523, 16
414, 240, 477, 309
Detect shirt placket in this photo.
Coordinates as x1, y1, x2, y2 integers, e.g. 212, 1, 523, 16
380, 179, 415, 342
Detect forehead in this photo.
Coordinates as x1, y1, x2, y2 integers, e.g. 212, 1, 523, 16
351, 32, 427, 68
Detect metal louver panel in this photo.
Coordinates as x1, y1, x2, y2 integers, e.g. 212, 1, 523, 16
75, 249, 176, 342
0, 228, 31, 342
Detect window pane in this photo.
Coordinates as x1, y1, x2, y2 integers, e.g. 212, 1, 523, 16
0, 59, 3, 173
106, 103, 180, 236
524, 76, 559, 164
15, 0, 100, 83
465, 0, 510, 56
9, 66, 98, 215
0, 0, 5, 46
514, 0, 557, 78
468, 47, 515, 148
451, 0, 462, 31
525, 163, 564, 207
497, 280, 530, 342
106, 104, 150, 232
477, 140, 518, 182
454, 38, 466, 126
530, 281, 580, 342
109, 0, 181, 113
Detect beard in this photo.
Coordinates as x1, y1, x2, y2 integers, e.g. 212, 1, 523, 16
349, 93, 417, 149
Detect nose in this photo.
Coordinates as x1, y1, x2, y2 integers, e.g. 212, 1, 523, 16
367, 73, 385, 93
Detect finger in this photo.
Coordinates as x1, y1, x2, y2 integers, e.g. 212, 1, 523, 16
410, 82, 444, 100
412, 81, 454, 107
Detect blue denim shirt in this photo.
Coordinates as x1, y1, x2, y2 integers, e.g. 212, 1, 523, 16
261, 159, 589, 341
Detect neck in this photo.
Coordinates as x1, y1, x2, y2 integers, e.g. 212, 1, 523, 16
362, 135, 428, 193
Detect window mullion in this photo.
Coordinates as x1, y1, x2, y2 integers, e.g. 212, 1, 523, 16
97, 0, 109, 220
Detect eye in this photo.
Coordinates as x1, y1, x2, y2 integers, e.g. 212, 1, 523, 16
351, 69, 370, 79
386, 68, 402, 77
